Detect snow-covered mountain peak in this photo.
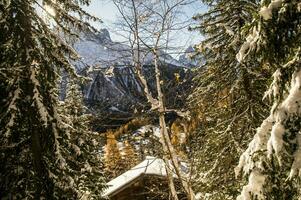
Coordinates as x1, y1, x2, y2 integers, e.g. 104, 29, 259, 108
74, 29, 131, 70
82, 28, 112, 44
96, 29, 112, 43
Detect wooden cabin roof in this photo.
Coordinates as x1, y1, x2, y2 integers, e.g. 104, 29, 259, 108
102, 156, 168, 197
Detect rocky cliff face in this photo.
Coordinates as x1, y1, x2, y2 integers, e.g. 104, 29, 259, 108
84, 66, 144, 110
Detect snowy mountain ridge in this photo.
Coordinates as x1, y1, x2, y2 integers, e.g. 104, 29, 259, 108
74, 28, 196, 71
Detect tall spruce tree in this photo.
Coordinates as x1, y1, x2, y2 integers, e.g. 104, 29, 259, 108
189, 0, 270, 199
0, 0, 105, 198
59, 81, 105, 199
235, 0, 301, 199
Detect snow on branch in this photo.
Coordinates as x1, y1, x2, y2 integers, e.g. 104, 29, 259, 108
263, 69, 282, 103
4, 82, 21, 137
235, 116, 273, 177
236, 0, 284, 63
237, 170, 266, 200
259, 0, 283, 20
236, 26, 260, 63
236, 68, 301, 199
30, 61, 50, 126
52, 122, 66, 170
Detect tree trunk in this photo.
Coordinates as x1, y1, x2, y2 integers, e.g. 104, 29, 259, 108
153, 50, 195, 200
161, 139, 179, 200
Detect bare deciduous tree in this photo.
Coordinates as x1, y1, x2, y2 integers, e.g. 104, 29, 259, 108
112, 0, 196, 199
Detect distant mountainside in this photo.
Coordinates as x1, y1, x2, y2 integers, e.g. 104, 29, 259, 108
73, 29, 197, 70
68, 29, 197, 130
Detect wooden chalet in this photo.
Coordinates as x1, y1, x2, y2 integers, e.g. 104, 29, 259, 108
102, 156, 187, 200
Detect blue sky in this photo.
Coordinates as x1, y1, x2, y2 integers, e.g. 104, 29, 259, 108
83, 0, 207, 56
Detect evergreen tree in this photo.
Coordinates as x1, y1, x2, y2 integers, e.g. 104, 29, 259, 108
235, 0, 301, 199
0, 0, 104, 198
59, 82, 105, 199
189, 0, 270, 198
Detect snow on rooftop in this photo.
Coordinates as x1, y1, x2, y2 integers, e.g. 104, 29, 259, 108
102, 156, 174, 197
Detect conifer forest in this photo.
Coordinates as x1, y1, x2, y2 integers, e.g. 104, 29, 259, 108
1, 0, 301, 199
